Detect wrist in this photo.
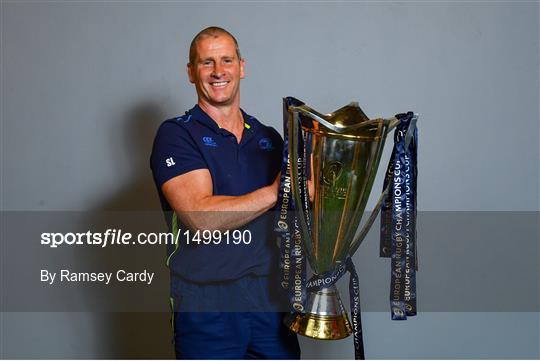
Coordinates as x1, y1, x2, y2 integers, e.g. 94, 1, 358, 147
264, 184, 278, 209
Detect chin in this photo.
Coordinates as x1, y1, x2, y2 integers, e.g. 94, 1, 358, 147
209, 96, 233, 105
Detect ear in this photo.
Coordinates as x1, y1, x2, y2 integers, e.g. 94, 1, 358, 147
186, 63, 195, 84
240, 58, 245, 79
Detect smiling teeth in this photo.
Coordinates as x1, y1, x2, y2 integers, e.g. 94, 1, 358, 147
211, 82, 228, 86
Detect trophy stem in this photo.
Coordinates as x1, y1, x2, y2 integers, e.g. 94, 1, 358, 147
284, 285, 352, 340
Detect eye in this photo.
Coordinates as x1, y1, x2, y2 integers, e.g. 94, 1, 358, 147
202, 60, 213, 66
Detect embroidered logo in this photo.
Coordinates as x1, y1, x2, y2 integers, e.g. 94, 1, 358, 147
258, 138, 274, 151
202, 136, 218, 147
165, 157, 176, 167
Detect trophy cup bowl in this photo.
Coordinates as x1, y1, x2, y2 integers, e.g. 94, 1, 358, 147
284, 98, 399, 340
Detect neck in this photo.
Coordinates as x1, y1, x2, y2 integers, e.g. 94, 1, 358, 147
198, 100, 244, 133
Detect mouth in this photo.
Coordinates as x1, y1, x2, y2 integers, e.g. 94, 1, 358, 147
209, 81, 229, 88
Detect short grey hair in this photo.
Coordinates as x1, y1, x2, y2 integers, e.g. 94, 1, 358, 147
189, 26, 242, 65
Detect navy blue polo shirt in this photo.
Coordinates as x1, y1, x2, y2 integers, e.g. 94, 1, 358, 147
150, 105, 283, 283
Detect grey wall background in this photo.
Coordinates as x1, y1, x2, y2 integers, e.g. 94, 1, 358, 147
1, 1, 539, 359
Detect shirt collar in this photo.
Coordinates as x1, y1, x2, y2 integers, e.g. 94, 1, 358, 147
189, 104, 259, 135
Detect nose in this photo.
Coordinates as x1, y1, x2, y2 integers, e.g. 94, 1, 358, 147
212, 62, 224, 78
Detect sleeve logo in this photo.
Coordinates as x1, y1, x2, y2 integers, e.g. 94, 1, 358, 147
165, 157, 176, 167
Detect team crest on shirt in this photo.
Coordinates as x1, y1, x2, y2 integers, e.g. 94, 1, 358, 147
258, 138, 273, 151
202, 136, 218, 147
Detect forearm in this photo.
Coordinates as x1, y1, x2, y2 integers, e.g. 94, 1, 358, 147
175, 184, 277, 231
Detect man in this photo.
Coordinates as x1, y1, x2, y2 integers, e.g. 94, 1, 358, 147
150, 27, 300, 359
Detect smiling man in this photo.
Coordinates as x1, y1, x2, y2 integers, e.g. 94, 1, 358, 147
150, 27, 300, 359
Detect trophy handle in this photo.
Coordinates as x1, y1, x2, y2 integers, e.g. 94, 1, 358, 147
348, 186, 388, 256
288, 109, 314, 258
387, 116, 401, 133
347, 116, 417, 256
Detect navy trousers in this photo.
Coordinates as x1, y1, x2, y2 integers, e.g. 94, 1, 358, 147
171, 275, 301, 359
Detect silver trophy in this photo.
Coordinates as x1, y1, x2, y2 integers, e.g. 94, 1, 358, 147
284, 98, 402, 340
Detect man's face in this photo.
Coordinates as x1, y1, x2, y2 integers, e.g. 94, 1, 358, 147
187, 35, 245, 107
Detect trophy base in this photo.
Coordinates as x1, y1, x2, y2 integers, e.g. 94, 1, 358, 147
285, 312, 352, 340
284, 286, 352, 340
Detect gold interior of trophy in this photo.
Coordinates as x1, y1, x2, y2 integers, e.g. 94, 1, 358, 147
295, 102, 389, 275
307, 102, 385, 141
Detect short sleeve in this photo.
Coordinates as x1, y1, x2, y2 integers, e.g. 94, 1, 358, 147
150, 121, 208, 188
